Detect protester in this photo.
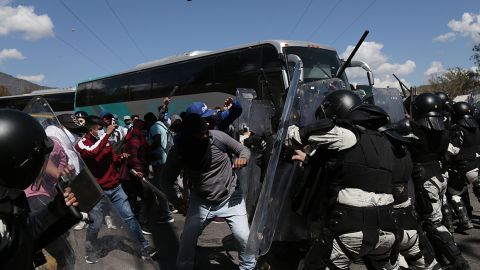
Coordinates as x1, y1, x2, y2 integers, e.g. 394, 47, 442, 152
144, 112, 174, 223
161, 113, 256, 270
100, 110, 127, 145
124, 115, 133, 129
75, 115, 157, 263
120, 119, 157, 234
24, 137, 76, 270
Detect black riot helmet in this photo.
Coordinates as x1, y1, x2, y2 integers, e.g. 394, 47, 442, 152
315, 90, 362, 120
380, 118, 413, 145
74, 110, 88, 126
434, 92, 450, 106
451, 102, 479, 128
0, 109, 53, 190
411, 93, 446, 131
74, 110, 88, 118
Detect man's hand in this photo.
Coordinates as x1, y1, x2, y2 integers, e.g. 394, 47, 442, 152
106, 124, 116, 135
135, 171, 144, 179
224, 97, 233, 109
233, 157, 247, 169
292, 150, 306, 162
163, 97, 171, 107
120, 153, 131, 159
63, 187, 79, 207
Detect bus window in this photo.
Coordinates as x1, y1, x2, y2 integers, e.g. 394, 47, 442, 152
283, 46, 349, 86
130, 71, 152, 100
178, 56, 215, 95
213, 47, 261, 94
261, 45, 285, 106
151, 64, 180, 98
75, 82, 91, 107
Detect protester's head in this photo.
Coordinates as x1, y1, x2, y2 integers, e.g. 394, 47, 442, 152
178, 114, 210, 163
131, 114, 140, 121
100, 110, 113, 126
0, 109, 53, 190
170, 114, 182, 133
144, 112, 157, 127
123, 115, 132, 126
181, 113, 209, 140
85, 115, 104, 138
132, 119, 146, 130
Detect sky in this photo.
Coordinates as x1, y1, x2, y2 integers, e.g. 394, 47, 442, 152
0, 0, 479, 89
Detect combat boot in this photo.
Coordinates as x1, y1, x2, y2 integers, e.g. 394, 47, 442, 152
451, 200, 473, 232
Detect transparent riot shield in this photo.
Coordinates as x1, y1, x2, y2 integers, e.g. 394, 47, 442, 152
235, 89, 274, 219
469, 88, 480, 118
371, 87, 406, 123
246, 59, 347, 255
24, 97, 159, 269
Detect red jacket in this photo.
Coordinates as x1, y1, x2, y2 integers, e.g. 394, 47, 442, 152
123, 128, 149, 175
75, 132, 122, 190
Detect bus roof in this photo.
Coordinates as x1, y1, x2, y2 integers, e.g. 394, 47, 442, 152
77, 40, 337, 84
0, 88, 75, 100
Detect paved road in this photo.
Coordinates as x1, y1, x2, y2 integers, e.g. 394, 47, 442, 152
38, 188, 480, 270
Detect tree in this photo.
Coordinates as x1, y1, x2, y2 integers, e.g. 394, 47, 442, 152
472, 43, 480, 69
428, 67, 480, 97
0, 85, 11, 97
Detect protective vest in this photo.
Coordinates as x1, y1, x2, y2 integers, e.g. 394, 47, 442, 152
327, 126, 394, 195
457, 125, 480, 169
409, 125, 450, 163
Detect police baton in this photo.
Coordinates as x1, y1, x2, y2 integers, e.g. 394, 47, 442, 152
59, 176, 93, 224
130, 169, 166, 198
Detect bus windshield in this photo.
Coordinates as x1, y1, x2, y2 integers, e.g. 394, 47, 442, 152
284, 46, 348, 85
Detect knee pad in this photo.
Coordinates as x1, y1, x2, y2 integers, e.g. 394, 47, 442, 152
423, 222, 465, 264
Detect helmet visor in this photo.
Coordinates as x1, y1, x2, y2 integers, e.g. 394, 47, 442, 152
417, 116, 446, 131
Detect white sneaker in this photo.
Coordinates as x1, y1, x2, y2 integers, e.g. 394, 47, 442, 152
105, 215, 117, 229
74, 221, 86, 231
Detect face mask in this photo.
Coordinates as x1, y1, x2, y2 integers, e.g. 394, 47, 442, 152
90, 128, 104, 140
97, 129, 105, 138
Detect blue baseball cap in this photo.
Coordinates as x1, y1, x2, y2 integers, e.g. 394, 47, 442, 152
186, 102, 215, 118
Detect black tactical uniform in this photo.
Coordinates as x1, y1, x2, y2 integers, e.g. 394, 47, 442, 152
408, 93, 470, 269
0, 109, 79, 269
295, 91, 399, 270
381, 119, 440, 270
448, 102, 480, 231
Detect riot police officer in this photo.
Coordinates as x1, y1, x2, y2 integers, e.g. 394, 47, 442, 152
289, 90, 399, 269
0, 109, 79, 269
448, 102, 480, 229
408, 93, 470, 269
381, 119, 441, 270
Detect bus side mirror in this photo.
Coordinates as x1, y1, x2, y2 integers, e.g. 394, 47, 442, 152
367, 71, 374, 86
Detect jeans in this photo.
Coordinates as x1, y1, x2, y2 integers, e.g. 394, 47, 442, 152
177, 188, 256, 270
28, 195, 75, 270
85, 185, 150, 253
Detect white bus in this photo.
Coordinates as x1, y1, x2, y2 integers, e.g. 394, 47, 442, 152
74, 40, 350, 121
0, 88, 75, 113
